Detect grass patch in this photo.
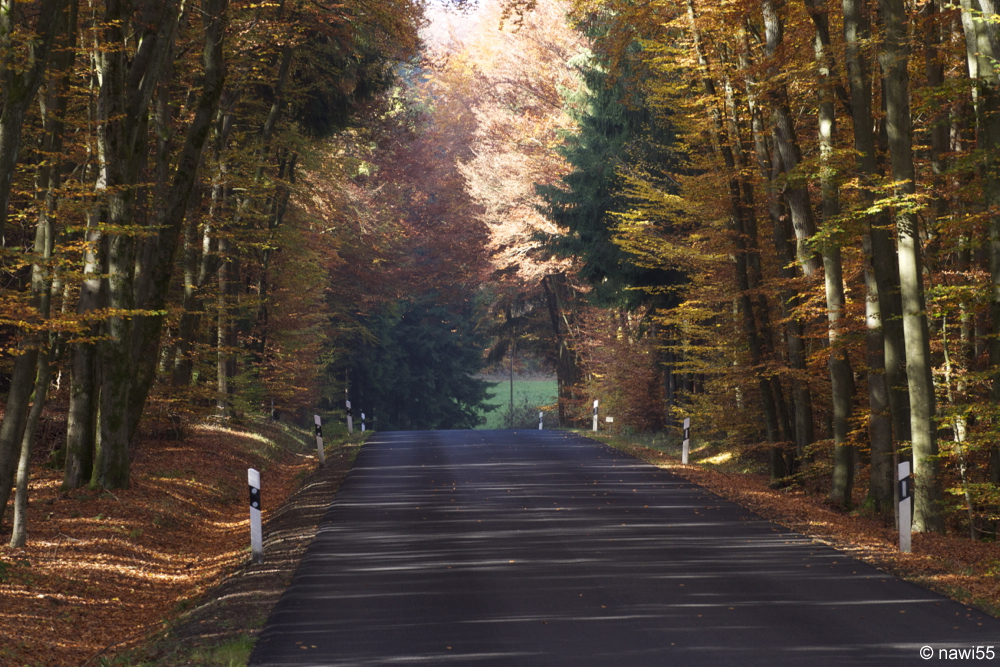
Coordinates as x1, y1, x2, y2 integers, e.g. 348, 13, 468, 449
478, 379, 557, 429
110, 634, 256, 667
188, 635, 255, 666
580, 429, 757, 473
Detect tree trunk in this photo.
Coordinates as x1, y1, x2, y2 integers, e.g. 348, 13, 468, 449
742, 51, 809, 465
10, 352, 52, 547
958, 0, 1000, 493
254, 152, 297, 356
65, 213, 103, 487
803, 0, 856, 507
763, 0, 822, 278
842, 0, 909, 499
171, 213, 204, 387
863, 233, 895, 513
542, 272, 581, 427
0, 0, 69, 241
759, 0, 817, 467
4, 0, 77, 522
9, 72, 68, 538
127, 0, 230, 435
0, 349, 40, 526
86, 0, 227, 487
878, 0, 945, 533
217, 237, 230, 417
91, 0, 177, 489
0, 0, 73, 525
172, 177, 219, 388
64, 338, 98, 488
686, 1, 785, 480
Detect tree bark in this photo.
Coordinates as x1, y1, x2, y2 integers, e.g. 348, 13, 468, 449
725, 66, 796, 462
0, 0, 69, 241
803, 0, 856, 508
542, 272, 581, 427
64, 208, 103, 489
763, 0, 822, 278
86, 0, 228, 487
863, 233, 896, 513
842, 0, 910, 500
878, 0, 945, 533
0, 0, 73, 524
958, 0, 1000, 492
9, 351, 52, 547
217, 236, 230, 417
1, 0, 77, 525
757, 0, 818, 470
89, 0, 180, 488
0, 349, 40, 526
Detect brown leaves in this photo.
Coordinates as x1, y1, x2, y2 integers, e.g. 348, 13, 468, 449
0, 421, 315, 666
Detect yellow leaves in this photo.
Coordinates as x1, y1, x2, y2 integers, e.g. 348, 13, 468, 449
0, 298, 170, 353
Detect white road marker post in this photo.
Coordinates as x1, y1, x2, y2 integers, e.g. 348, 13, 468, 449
593, 399, 599, 432
539, 411, 543, 430
314, 414, 325, 466
248, 468, 263, 564
898, 461, 912, 553
361, 412, 366, 433
346, 400, 353, 434
682, 417, 691, 465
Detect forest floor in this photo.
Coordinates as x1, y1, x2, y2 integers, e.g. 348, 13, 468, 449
0, 416, 363, 667
593, 432, 1000, 619
4, 425, 999, 666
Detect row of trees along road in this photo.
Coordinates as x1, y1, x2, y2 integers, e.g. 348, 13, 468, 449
431, 0, 1000, 539
0, 0, 424, 547
8, 0, 1000, 550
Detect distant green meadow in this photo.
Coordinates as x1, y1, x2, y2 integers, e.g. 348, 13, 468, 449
477, 379, 558, 429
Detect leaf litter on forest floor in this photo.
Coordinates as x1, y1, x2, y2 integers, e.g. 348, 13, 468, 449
0, 420, 323, 667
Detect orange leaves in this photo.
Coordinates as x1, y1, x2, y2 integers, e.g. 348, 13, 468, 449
0, 421, 317, 666
576, 309, 667, 432
428, 0, 585, 281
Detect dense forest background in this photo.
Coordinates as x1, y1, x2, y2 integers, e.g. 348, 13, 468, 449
3, 0, 1000, 551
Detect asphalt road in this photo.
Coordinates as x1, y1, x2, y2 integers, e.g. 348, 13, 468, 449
249, 430, 1000, 666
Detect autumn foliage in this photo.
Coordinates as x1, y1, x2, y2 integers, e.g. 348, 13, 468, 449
5, 0, 1000, 597
421, 0, 1000, 542
0, 0, 424, 543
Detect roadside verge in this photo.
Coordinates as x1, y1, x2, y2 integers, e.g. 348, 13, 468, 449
128, 431, 365, 666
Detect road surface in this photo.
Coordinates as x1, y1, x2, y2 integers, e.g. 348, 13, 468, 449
249, 429, 999, 666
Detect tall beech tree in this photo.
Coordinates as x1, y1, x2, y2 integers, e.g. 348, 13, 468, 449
959, 0, 1000, 492
841, 0, 902, 517
877, 0, 944, 532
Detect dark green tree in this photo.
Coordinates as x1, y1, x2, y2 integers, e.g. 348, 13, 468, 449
537, 58, 683, 310
347, 297, 493, 431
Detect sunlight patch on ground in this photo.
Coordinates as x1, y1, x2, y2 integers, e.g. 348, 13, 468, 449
699, 451, 732, 465
0, 420, 318, 666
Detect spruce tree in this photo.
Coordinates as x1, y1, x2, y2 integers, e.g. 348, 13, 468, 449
537, 58, 683, 310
